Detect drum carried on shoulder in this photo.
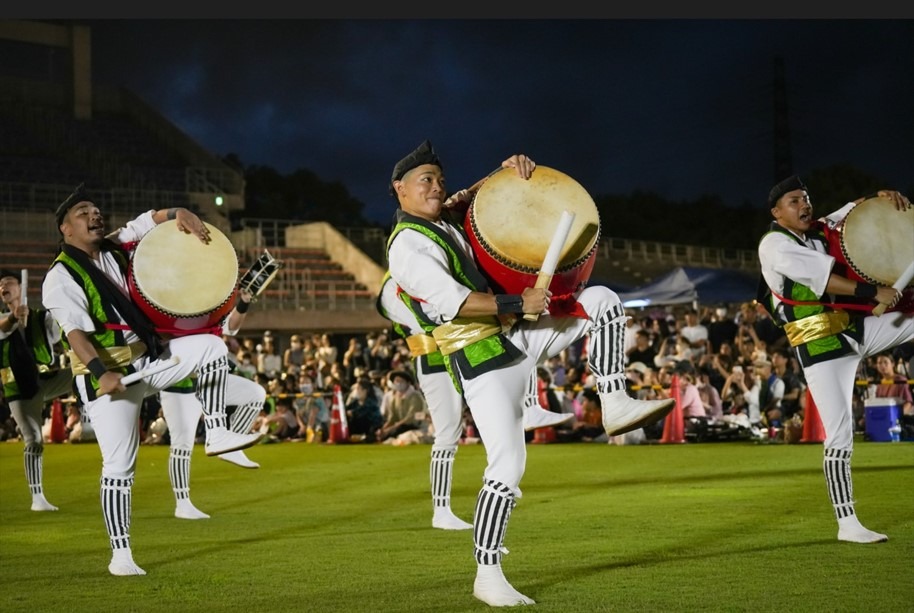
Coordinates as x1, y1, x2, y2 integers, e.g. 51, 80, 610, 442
129, 220, 240, 335
465, 165, 601, 300
826, 195, 914, 312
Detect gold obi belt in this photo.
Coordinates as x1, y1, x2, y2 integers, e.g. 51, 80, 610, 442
405, 334, 439, 358
68, 341, 147, 376
432, 317, 504, 356
783, 311, 850, 347
1, 364, 57, 386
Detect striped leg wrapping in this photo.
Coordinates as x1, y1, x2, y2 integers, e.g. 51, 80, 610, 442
430, 446, 458, 509
101, 476, 134, 551
169, 448, 192, 501
23, 443, 44, 495
824, 447, 855, 519
589, 304, 628, 394
230, 402, 261, 435
473, 480, 516, 565
522, 370, 539, 409
197, 356, 229, 424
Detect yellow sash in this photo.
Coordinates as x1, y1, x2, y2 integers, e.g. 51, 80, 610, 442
783, 311, 850, 347
432, 317, 503, 356
68, 341, 147, 376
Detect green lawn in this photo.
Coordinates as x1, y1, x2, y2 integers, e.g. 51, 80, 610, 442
1, 439, 912, 612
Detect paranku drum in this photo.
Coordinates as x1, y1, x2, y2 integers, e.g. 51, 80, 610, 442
465, 165, 601, 299
238, 249, 283, 301
831, 196, 914, 288
129, 220, 239, 335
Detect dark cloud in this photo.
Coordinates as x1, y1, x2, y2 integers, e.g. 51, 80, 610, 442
11, 19, 914, 223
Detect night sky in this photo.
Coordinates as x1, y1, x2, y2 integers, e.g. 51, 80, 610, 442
4, 18, 913, 224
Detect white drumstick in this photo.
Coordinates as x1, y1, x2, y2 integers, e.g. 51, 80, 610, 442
20, 269, 27, 307
872, 260, 914, 316
121, 356, 181, 385
523, 210, 576, 322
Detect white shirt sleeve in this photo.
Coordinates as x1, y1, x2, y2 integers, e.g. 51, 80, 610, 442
42, 264, 97, 336
388, 228, 473, 324
41, 210, 154, 342
758, 232, 834, 306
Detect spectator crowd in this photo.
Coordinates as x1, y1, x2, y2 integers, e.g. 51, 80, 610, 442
3, 302, 913, 447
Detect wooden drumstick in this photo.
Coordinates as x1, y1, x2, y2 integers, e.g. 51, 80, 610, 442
872, 260, 914, 316
120, 356, 182, 386
523, 210, 576, 322
20, 269, 27, 308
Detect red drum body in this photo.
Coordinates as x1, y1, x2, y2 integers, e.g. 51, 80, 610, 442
826, 196, 914, 287
465, 166, 601, 298
825, 196, 914, 312
128, 220, 239, 335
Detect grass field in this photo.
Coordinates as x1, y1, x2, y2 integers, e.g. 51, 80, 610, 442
1, 438, 912, 613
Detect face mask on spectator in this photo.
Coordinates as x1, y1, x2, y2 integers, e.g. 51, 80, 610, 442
300, 384, 313, 394
393, 380, 408, 393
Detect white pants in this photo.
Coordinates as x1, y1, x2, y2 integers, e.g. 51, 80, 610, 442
77, 335, 227, 479
460, 286, 616, 491
418, 365, 464, 449
9, 370, 73, 445
160, 374, 266, 450
803, 310, 914, 449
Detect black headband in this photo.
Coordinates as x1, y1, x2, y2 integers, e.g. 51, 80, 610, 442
55, 182, 93, 230
768, 175, 807, 206
389, 140, 442, 196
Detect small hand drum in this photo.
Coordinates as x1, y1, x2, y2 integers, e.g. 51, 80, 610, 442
238, 249, 283, 301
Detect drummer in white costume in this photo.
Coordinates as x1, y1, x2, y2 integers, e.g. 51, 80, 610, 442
377, 274, 573, 532
757, 175, 913, 544
385, 141, 674, 607
158, 286, 266, 521
42, 184, 262, 576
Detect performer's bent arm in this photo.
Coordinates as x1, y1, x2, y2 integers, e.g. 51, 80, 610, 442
66, 329, 125, 396
151, 207, 211, 244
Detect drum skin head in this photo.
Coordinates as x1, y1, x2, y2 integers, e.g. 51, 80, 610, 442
131, 220, 239, 316
841, 196, 914, 287
469, 166, 600, 272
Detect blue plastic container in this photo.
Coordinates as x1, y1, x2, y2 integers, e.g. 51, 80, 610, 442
864, 398, 901, 442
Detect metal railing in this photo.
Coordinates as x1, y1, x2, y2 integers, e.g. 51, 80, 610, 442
1, 209, 760, 310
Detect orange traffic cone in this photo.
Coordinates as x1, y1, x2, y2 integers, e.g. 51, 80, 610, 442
660, 374, 685, 444
50, 399, 67, 443
327, 385, 350, 444
532, 427, 556, 444
800, 388, 826, 443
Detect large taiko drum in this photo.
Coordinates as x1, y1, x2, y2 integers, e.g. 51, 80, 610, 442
829, 196, 914, 288
825, 195, 914, 313
465, 165, 601, 299
128, 220, 239, 335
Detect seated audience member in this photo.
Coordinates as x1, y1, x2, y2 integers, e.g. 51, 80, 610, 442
770, 347, 804, 422
260, 398, 299, 441
625, 361, 654, 400
754, 357, 785, 429
345, 377, 383, 442
673, 361, 706, 434
376, 370, 427, 443
696, 365, 724, 422
871, 351, 913, 416
295, 372, 329, 443
566, 388, 608, 443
